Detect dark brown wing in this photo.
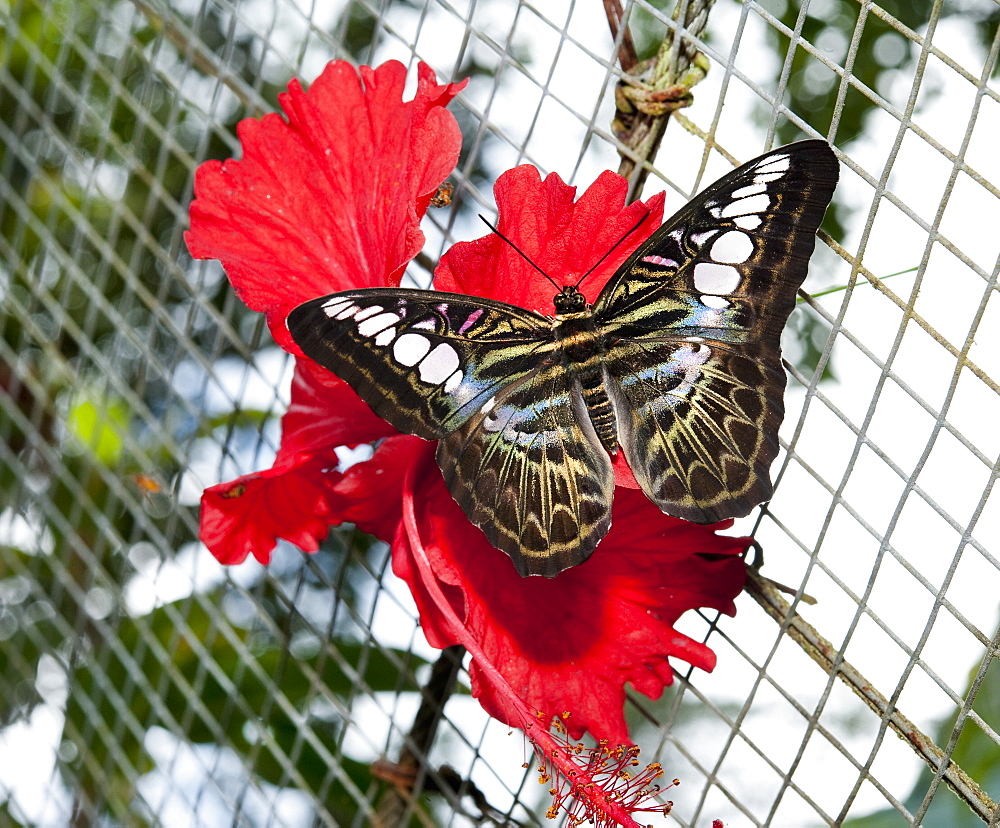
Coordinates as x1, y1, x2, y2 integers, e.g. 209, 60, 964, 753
287, 289, 552, 438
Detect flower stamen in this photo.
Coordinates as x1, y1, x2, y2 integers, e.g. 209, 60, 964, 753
530, 715, 678, 827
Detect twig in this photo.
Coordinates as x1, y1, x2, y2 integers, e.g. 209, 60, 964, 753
372, 645, 467, 825
608, 0, 715, 202
603, 0, 639, 72
744, 569, 998, 822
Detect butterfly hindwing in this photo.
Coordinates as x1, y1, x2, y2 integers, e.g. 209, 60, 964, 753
602, 339, 785, 522
596, 140, 839, 523
437, 362, 613, 577
287, 289, 554, 439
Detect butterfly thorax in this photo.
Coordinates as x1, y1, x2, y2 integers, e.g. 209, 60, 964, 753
552, 287, 619, 455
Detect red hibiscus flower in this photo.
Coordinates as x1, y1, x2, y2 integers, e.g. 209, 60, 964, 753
187, 60, 749, 753
188, 59, 465, 562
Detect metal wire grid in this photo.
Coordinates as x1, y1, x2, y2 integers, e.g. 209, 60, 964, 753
0, 0, 997, 825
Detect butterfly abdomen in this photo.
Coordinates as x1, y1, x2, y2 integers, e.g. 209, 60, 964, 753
553, 309, 618, 454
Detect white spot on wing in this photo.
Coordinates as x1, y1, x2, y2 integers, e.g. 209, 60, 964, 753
418, 343, 461, 384
701, 294, 730, 309
323, 297, 353, 317
721, 194, 770, 218
673, 342, 713, 396
710, 230, 754, 264
412, 318, 436, 330
335, 304, 360, 320
352, 305, 384, 321
731, 182, 768, 199
443, 370, 463, 393
374, 328, 395, 346
734, 213, 763, 230
754, 171, 784, 184
689, 230, 715, 247
756, 153, 790, 173
694, 262, 741, 295
393, 333, 431, 366
357, 312, 402, 337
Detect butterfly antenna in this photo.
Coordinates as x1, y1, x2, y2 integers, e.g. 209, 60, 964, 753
478, 215, 561, 290
573, 211, 653, 288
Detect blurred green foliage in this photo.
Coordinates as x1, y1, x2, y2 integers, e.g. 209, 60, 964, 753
63, 579, 428, 824
844, 630, 1000, 826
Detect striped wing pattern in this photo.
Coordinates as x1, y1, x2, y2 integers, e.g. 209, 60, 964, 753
436, 363, 614, 578
602, 339, 785, 523
287, 140, 839, 577
287, 291, 553, 438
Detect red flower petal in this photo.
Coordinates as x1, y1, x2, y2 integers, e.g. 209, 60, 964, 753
193, 60, 467, 567
395, 476, 673, 827
186, 60, 466, 353
275, 358, 397, 466
395, 449, 749, 744
200, 454, 342, 565
329, 434, 427, 541
434, 166, 665, 315
201, 364, 421, 565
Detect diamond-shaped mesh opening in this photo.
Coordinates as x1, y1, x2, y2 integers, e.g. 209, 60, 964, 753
1, 0, 998, 825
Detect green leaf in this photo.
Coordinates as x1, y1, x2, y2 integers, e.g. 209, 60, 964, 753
844, 643, 1000, 825
786, 308, 836, 383
65, 393, 129, 465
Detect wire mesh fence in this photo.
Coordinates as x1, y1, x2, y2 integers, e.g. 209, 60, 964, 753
1, 0, 998, 825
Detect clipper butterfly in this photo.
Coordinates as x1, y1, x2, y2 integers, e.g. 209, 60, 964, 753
288, 141, 839, 577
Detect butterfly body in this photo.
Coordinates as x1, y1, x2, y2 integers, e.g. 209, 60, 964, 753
288, 141, 839, 577
550, 293, 619, 453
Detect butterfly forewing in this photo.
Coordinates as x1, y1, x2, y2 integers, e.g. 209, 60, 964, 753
596, 141, 838, 338
288, 289, 554, 438
595, 139, 839, 523
437, 363, 613, 577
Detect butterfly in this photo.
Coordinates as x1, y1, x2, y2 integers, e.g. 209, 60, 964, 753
287, 140, 839, 578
